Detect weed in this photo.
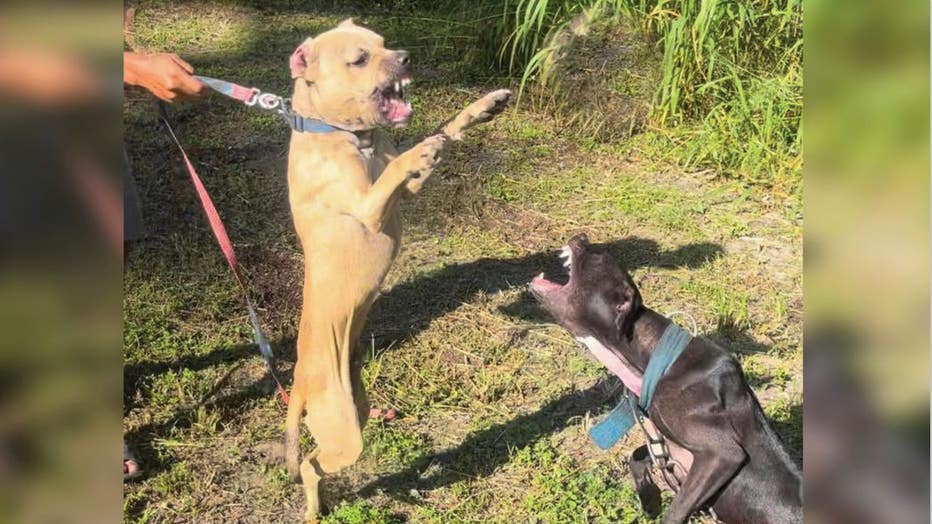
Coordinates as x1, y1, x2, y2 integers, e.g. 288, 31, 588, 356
322, 501, 401, 524
153, 462, 193, 499
450, 0, 802, 187
518, 441, 645, 523
366, 425, 426, 467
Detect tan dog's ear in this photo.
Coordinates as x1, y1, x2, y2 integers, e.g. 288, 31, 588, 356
339, 18, 356, 28
289, 38, 314, 79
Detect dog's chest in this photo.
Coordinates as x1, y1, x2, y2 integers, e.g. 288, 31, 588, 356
360, 146, 384, 181
356, 135, 389, 183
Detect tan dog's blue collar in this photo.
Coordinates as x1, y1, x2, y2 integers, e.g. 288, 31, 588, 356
195, 75, 342, 134
279, 98, 341, 133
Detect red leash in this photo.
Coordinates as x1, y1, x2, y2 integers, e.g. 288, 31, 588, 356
159, 103, 289, 405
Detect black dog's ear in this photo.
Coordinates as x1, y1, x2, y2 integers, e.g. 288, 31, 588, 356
614, 278, 643, 338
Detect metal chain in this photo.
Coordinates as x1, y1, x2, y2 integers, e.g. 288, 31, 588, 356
629, 396, 686, 493
629, 396, 722, 523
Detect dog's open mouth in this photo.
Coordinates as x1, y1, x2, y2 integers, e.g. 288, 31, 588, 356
379, 75, 412, 125
530, 244, 574, 295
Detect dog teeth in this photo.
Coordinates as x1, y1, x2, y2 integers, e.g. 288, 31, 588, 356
538, 272, 545, 279
563, 259, 571, 268
401, 78, 411, 87
395, 81, 401, 93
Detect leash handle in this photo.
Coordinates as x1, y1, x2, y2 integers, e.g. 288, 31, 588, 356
158, 102, 289, 405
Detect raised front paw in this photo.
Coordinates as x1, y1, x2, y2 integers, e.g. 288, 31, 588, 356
467, 89, 512, 124
445, 89, 512, 140
405, 134, 447, 179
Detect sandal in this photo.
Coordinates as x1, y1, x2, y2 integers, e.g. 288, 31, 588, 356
368, 407, 398, 421
123, 440, 142, 481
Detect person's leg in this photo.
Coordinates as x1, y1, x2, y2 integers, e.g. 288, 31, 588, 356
123, 146, 145, 258
123, 146, 146, 481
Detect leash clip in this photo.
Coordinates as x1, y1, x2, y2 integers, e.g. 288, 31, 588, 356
278, 97, 293, 115
244, 87, 262, 106
257, 93, 282, 110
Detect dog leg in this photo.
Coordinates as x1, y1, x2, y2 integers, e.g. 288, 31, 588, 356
299, 447, 323, 523
285, 382, 307, 481
357, 134, 446, 230
441, 89, 511, 141
630, 445, 663, 517
348, 306, 373, 428
300, 394, 365, 524
661, 443, 746, 524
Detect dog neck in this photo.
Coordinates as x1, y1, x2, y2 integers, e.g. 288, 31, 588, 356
291, 78, 371, 133
290, 80, 328, 123
619, 307, 672, 373
291, 80, 375, 150
573, 308, 671, 396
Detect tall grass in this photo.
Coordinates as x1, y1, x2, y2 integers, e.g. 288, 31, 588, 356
475, 0, 803, 188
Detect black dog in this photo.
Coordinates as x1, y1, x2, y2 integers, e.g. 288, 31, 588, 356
529, 234, 801, 524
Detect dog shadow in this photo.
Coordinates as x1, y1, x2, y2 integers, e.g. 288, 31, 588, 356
364, 237, 723, 353
356, 375, 621, 502
354, 320, 801, 504
123, 237, 721, 479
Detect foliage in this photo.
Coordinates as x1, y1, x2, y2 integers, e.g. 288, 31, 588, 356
466, 0, 803, 186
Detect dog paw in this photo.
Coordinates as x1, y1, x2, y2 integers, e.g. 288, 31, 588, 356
406, 134, 446, 179
445, 89, 511, 140
468, 89, 512, 124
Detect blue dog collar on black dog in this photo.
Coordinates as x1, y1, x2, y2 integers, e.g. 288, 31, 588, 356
589, 322, 692, 450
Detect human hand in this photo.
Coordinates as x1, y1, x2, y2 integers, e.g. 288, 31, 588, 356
123, 52, 204, 102
0, 49, 103, 106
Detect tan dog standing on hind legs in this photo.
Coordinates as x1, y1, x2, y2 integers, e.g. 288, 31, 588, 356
281, 19, 510, 523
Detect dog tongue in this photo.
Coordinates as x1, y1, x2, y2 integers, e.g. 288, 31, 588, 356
386, 98, 412, 122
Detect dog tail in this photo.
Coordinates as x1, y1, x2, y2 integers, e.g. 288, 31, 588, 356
285, 383, 305, 482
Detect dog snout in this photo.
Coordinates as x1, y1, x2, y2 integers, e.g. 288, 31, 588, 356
568, 233, 590, 251
394, 50, 411, 74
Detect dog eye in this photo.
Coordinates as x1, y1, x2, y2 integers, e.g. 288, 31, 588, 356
349, 52, 369, 67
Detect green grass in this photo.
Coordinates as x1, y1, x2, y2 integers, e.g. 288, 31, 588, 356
428, 0, 802, 188
513, 440, 648, 523
323, 502, 402, 524
124, 2, 801, 522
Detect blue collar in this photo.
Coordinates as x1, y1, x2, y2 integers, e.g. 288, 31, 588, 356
638, 322, 692, 410
589, 322, 692, 450
280, 109, 341, 134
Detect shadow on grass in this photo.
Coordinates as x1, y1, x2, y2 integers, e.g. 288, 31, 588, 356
354, 325, 800, 503
365, 237, 724, 352
123, 338, 296, 409
771, 401, 803, 463
355, 374, 620, 502
124, 238, 721, 479
123, 352, 293, 480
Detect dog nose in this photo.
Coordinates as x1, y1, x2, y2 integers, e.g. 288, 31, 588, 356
396, 50, 410, 66
568, 233, 590, 250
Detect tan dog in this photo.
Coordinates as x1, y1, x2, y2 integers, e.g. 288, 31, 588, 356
282, 19, 510, 523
